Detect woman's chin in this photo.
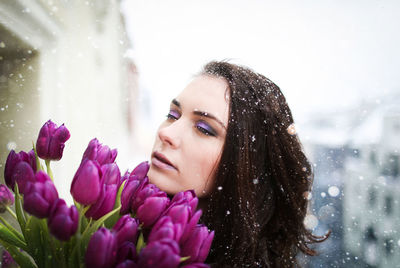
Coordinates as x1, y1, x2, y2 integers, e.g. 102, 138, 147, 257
147, 168, 179, 196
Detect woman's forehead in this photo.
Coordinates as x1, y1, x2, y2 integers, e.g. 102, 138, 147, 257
177, 76, 228, 103
175, 76, 229, 118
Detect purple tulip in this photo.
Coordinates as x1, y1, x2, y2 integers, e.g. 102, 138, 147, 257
170, 190, 198, 212
115, 260, 138, 268
180, 210, 202, 245
36, 120, 70, 161
85, 183, 117, 220
148, 216, 183, 243
1, 250, 17, 268
23, 171, 58, 218
136, 195, 170, 228
162, 194, 203, 244
4, 149, 36, 191
82, 138, 117, 166
182, 264, 210, 268
112, 215, 139, 246
48, 199, 79, 241
131, 161, 150, 180
12, 162, 36, 194
181, 225, 214, 264
116, 242, 138, 264
70, 159, 101, 205
137, 239, 181, 268
85, 227, 117, 268
0, 184, 14, 213
120, 175, 147, 214
164, 203, 191, 230
121, 170, 130, 181
101, 163, 121, 185
131, 182, 162, 212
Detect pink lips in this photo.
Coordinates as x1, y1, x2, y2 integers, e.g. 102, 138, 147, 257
151, 152, 177, 171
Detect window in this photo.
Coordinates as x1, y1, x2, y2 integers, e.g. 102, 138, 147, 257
384, 238, 394, 256
384, 196, 393, 215
381, 154, 399, 177
368, 188, 377, 207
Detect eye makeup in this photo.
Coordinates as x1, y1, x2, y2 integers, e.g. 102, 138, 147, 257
167, 99, 220, 137
166, 109, 180, 120
196, 120, 217, 137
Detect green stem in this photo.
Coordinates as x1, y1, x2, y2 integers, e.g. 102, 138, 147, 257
61, 241, 68, 267
0, 215, 24, 242
180, 256, 191, 262
49, 235, 64, 266
78, 205, 90, 234
68, 205, 90, 267
0, 221, 27, 250
80, 218, 92, 238
136, 232, 145, 255
5, 206, 17, 220
45, 160, 54, 181
0, 238, 37, 268
32, 141, 43, 172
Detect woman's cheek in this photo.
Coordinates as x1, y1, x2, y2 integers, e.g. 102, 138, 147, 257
200, 145, 222, 181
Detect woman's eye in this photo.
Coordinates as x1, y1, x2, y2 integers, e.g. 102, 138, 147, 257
166, 110, 180, 120
196, 121, 217, 137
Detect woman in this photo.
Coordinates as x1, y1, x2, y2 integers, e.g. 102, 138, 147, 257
147, 61, 327, 267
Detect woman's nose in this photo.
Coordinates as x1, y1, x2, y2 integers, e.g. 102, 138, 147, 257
158, 122, 181, 149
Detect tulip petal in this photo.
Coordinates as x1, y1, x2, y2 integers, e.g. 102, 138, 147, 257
180, 210, 202, 245
113, 215, 139, 246
120, 176, 140, 214
36, 120, 70, 160
101, 163, 121, 185
83, 138, 99, 162
13, 162, 35, 194
137, 196, 169, 227
71, 160, 101, 205
137, 239, 180, 268
197, 230, 214, 263
131, 162, 150, 180
85, 228, 117, 268
48, 199, 79, 241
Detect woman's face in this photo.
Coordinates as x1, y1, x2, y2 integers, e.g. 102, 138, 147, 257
147, 75, 229, 197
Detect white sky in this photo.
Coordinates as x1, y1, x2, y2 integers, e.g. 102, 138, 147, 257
121, 0, 400, 129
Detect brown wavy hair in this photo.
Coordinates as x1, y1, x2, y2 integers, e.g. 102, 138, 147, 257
199, 61, 328, 267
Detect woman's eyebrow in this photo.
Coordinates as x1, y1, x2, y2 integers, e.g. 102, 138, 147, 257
172, 98, 181, 108
193, 110, 227, 130
171, 98, 226, 130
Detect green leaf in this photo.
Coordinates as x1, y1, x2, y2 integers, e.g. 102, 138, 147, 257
0, 238, 37, 268
73, 200, 81, 211
79, 206, 121, 257
67, 205, 121, 267
136, 232, 145, 255
14, 184, 26, 233
24, 216, 45, 267
0, 221, 27, 250
45, 159, 54, 182
104, 180, 126, 228
37, 218, 60, 268
32, 141, 44, 172
103, 213, 122, 229
180, 256, 190, 262
80, 215, 89, 233
0, 215, 25, 242
67, 233, 81, 268
115, 180, 126, 209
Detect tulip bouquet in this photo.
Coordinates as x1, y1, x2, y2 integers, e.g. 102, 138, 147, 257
0, 120, 214, 268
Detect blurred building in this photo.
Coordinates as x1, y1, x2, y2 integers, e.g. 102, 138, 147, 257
299, 94, 400, 267
299, 110, 350, 267
0, 0, 140, 202
343, 95, 400, 267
